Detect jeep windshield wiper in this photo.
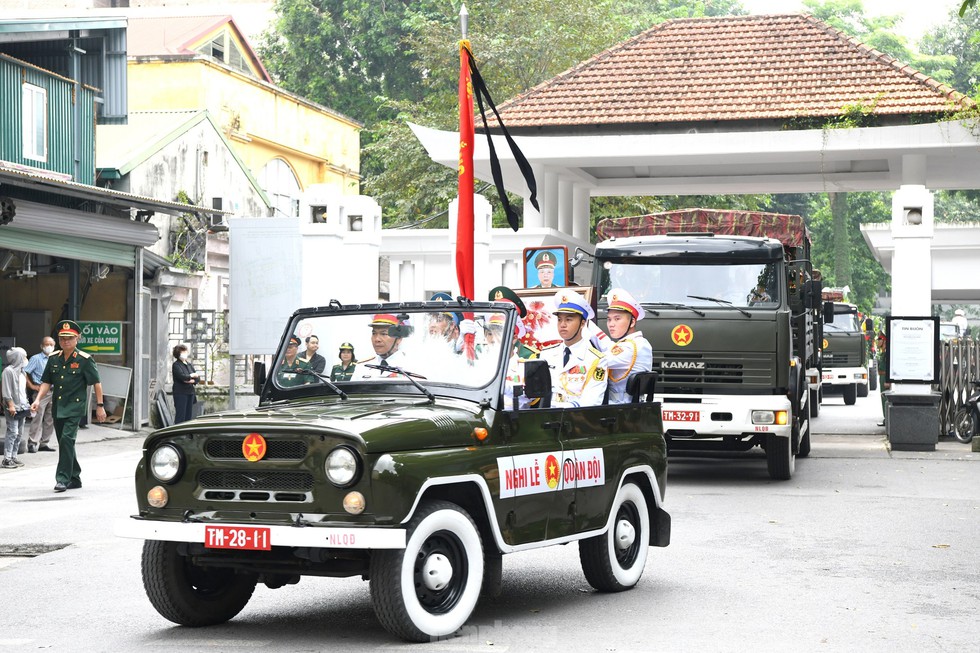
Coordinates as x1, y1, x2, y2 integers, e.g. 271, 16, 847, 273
648, 302, 706, 317
364, 364, 435, 404
296, 368, 349, 400
687, 295, 751, 318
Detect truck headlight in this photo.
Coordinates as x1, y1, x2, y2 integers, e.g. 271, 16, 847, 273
325, 447, 360, 487
150, 444, 183, 483
752, 410, 788, 426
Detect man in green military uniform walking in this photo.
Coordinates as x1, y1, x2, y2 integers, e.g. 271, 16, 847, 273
30, 320, 106, 492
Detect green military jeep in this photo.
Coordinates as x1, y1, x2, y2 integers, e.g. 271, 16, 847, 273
117, 301, 670, 641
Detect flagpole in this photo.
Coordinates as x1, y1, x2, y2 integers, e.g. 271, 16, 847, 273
457, 5, 476, 361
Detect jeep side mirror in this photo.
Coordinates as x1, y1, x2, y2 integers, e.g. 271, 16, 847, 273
253, 361, 266, 396
823, 302, 835, 324
626, 371, 658, 403
523, 360, 552, 409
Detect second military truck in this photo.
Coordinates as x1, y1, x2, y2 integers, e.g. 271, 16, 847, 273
592, 209, 822, 480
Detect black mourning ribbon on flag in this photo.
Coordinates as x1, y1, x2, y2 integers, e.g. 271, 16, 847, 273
465, 46, 539, 232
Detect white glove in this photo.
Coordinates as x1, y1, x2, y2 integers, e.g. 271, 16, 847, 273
459, 319, 478, 336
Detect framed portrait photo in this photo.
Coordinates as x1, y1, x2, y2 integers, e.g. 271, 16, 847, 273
523, 246, 569, 290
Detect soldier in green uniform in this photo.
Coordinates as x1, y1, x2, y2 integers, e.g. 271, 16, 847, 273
330, 343, 356, 382
30, 320, 106, 492
277, 335, 311, 387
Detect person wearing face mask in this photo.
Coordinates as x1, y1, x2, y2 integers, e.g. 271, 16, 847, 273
2, 347, 30, 468
171, 344, 200, 424
24, 336, 57, 453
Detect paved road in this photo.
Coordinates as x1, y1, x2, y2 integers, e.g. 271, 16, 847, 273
1, 388, 977, 652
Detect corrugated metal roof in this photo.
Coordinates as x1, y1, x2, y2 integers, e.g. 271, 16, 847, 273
0, 160, 230, 216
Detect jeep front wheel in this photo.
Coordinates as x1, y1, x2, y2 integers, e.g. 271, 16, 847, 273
370, 500, 484, 642
579, 482, 649, 592
141, 540, 257, 626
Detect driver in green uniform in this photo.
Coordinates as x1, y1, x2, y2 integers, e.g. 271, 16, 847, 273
277, 335, 311, 387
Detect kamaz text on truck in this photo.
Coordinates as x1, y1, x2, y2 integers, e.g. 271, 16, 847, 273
590, 209, 823, 480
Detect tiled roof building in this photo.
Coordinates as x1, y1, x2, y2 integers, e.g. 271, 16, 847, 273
493, 14, 970, 132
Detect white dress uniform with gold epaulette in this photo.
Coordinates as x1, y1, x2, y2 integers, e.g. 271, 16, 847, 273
540, 338, 608, 408
603, 331, 652, 404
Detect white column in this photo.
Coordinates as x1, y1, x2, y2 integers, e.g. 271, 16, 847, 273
890, 184, 934, 317
544, 171, 559, 230
399, 260, 416, 303
503, 260, 520, 288
523, 164, 544, 228
572, 185, 591, 242
474, 194, 492, 299
388, 258, 402, 301
558, 179, 573, 235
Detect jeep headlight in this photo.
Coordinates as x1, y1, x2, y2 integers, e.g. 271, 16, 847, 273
325, 447, 360, 487
150, 444, 183, 483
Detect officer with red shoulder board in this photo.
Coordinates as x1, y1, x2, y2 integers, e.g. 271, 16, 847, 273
30, 320, 106, 493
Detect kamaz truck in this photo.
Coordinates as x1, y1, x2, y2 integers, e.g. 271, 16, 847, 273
591, 209, 822, 480
820, 289, 871, 405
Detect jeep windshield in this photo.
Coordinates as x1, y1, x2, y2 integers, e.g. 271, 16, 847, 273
598, 260, 780, 308
269, 306, 511, 392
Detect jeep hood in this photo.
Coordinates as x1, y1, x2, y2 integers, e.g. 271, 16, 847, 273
151, 397, 485, 453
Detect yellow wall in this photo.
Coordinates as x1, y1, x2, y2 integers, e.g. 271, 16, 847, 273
127, 59, 361, 194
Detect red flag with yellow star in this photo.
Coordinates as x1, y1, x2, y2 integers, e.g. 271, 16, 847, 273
457, 40, 475, 301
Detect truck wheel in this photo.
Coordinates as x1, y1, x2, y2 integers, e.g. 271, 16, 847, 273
809, 388, 820, 418
370, 500, 484, 642
952, 408, 976, 443
797, 418, 811, 458
141, 540, 256, 626
579, 482, 649, 592
843, 384, 857, 405
766, 435, 795, 480
869, 365, 878, 391
857, 382, 869, 398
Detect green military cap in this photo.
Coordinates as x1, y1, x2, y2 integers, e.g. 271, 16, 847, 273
533, 250, 556, 270
488, 286, 527, 318
339, 342, 354, 351
287, 335, 301, 347
58, 320, 81, 337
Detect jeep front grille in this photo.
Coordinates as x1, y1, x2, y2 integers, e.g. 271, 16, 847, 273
205, 439, 308, 460
199, 470, 314, 491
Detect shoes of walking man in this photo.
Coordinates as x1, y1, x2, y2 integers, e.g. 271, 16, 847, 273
37, 445, 56, 452
53, 482, 67, 493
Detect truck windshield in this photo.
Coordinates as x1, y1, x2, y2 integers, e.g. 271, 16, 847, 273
598, 260, 780, 309
825, 313, 860, 333
270, 308, 509, 391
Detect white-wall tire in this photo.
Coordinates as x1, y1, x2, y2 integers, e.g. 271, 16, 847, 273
579, 482, 649, 592
370, 500, 484, 642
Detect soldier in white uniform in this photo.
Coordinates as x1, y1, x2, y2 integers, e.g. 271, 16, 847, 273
540, 290, 607, 408
357, 314, 411, 379
601, 288, 653, 404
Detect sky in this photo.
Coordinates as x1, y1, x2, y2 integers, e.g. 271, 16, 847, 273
739, 0, 961, 44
